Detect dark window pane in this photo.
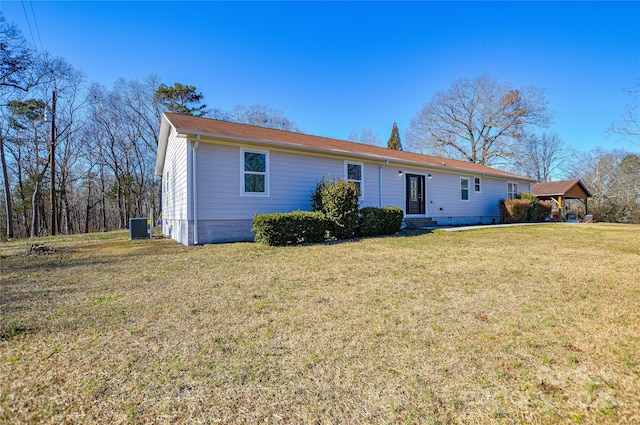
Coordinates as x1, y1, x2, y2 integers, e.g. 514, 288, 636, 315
245, 174, 265, 193
461, 179, 469, 200
244, 152, 265, 172
348, 163, 361, 180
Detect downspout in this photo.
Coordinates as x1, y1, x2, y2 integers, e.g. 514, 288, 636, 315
192, 134, 200, 245
379, 160, 389, 208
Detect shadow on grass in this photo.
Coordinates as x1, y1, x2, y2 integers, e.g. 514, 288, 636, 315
2, 252, 118, 275
0, 322, 38, 341
257, 228, 435, 247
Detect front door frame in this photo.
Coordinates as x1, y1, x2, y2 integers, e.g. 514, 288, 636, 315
406, 173, 426, 215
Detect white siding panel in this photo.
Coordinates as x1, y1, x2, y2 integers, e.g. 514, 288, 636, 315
187, 139, 531, 227
379, 166, 409, 210
162, 129, 188, 221
196, 144, 346, 220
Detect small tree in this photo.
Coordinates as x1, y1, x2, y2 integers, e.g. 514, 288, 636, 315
387, 122, 402, 150
311, 178, 360, 239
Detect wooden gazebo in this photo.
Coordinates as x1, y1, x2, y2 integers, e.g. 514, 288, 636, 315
530, 179, 592, 219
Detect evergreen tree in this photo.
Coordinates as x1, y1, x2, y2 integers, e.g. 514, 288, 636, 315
387, 122, 402, 150
154, 82, 208, 116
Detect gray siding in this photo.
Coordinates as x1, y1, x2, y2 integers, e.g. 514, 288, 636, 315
165, 136, 532, 244
195, 143, 375, 220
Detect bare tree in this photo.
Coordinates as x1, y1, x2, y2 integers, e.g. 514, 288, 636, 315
347, 128, 382, 146
1, 15, 37, 238
225, 104, 300, 131
514, 132, 572, 182
406, 74, 552, 166
609, 81, 639, 148
0, 15, 37, 92
6, 99, 50, 236
572, 148, 640, 223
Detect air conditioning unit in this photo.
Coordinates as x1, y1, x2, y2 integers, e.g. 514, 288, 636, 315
129, 218, 149, 240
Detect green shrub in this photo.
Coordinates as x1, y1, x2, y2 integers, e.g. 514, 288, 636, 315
252, 211, 329, 245
520, 192, 539, 222
311, 178, 360, 239
358, 206, 404, 236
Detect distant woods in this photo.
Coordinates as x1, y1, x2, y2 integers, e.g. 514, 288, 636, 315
1, 14, 638, 239
0, 15, 302, 239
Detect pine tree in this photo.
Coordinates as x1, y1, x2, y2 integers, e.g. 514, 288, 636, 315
154, 82, 208, 116
387, 122, 402, 150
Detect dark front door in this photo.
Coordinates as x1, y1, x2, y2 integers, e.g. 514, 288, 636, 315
406, 174, 425, 215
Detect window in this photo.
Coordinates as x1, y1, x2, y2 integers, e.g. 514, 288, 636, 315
508, 182, 519, 199
241, 149, 269, 195
474, 177, 481, 193
460, 177, 470, 201
345, 161, 363, 198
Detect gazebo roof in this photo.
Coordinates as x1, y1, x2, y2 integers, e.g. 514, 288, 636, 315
530, 179, 592, 199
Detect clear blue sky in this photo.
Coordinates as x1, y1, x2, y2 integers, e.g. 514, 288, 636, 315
2, 1, 639, 154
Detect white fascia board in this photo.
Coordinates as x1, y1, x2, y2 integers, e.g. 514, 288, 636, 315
155, 117, 171, 176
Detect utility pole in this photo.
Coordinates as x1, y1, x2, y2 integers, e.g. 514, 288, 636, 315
49, 91, 57, 236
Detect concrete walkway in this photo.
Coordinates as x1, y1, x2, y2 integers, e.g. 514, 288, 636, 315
423, 222, 557, 232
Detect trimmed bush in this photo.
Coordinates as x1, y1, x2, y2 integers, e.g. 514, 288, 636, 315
252, 211, 329, 245
500, 194, 553, 223
358, 206, 404, 236
537, 201, 552, 221
500, 199, 530, 223
311, 178, 360, 240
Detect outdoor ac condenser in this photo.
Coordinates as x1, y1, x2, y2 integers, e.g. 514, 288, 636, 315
129, 218, 149, 240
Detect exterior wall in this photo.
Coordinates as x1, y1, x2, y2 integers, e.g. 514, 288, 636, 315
399, 168, 531, 226
195, 143, 389, 220
161, 128, 190, 245
164, 135, 532, 244
197, 219, 254, 243
162, 218, 191, 246
189, 142, 410, 244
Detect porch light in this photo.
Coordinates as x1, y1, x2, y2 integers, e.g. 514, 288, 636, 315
428, 174, 432, 179
398, 170, 403, 176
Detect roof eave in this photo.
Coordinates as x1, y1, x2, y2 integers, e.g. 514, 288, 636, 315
155, 116, 171, 176
173, 128, 534, 182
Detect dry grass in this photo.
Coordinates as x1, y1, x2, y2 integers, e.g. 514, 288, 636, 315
1, 224, 639, 424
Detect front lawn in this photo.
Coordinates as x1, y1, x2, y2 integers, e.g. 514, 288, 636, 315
1, 224, 639, 423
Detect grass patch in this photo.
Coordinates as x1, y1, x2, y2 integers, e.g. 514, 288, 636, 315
1, 223, 639, 423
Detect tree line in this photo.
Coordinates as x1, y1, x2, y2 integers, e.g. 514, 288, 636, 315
0, 16, 307, 239
1, 15, 638, 240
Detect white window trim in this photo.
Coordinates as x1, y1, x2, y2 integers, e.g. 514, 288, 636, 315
474, 176, 482, 193
240, 148, 270, 197
344, 160, 364, 200
460, 177, 470, 202
507, 182, 519, 200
